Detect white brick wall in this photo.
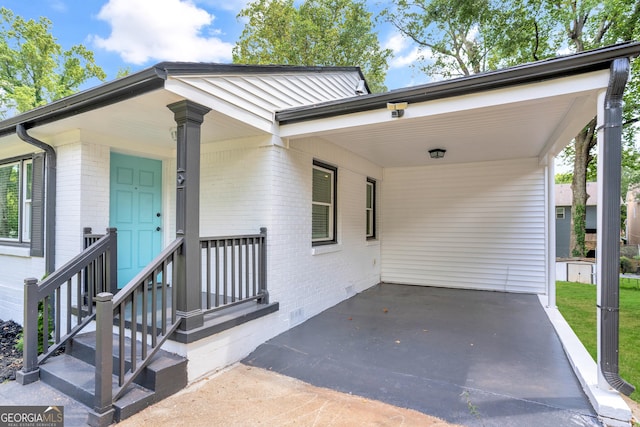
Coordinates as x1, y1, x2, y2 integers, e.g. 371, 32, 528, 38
0, 140, 111, 323
0, 131, 384, 377
160, 138, 384, 380
266, 138, 382, 332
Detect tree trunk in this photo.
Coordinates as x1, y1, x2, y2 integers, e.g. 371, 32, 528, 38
570, 117, 597, 257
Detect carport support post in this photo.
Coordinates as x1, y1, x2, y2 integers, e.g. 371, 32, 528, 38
168, 100, 211, 331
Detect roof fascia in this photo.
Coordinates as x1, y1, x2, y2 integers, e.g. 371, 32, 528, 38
158, 62, 363, 77
276, 42, 640, 125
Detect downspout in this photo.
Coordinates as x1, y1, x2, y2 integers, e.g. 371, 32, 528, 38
598, 57, 634, 396
16, 124, 56, 275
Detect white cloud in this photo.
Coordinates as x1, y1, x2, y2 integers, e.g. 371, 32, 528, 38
383, 33, 431, 69
92, 0, 234, 64
48, 0, 68, 12
194, 0, 250, 13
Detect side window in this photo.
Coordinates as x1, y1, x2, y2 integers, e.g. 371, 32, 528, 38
366, 178, 376, 239
312, 160, 337, 245
0, 157, 33, 243
556, 207, 565, 220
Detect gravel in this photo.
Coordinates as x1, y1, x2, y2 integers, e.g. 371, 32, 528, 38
0, 319, 23, 382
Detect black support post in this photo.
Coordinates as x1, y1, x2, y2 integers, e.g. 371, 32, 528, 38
167, 100, 211, 331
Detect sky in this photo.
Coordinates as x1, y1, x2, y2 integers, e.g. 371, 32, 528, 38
2, 0, 430, 91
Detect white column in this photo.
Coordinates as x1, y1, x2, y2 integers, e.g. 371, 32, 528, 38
595, 88, 608, 390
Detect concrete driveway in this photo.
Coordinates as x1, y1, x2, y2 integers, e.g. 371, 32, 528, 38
243, 283, 601, 426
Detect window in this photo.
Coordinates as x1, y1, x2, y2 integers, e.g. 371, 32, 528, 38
0, 158, 32, 242
556, 207, 565, 220
312, 160, 337, 245
366, 178, 376, 239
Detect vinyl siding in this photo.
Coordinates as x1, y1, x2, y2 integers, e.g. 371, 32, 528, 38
173, 72, 363, 125
381, 158, 546, 294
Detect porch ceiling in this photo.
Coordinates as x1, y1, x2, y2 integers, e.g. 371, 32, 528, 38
0, 88, 266, 158
279, 70, 610, 168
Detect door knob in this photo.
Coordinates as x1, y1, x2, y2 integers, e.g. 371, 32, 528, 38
156, 226, 161, 231
156, 212, 161, 217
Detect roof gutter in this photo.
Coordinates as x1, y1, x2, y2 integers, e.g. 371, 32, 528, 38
276, 42, 640, 125
16, 124, 56, 275
599, 57, 635, 396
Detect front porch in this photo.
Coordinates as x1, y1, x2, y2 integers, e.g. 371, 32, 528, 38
16, 226, 278, 426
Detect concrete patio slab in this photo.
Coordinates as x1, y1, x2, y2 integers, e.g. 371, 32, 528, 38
243, 283, 602, 427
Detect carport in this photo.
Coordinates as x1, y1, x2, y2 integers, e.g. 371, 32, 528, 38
273, 43, 640, 424
244, 283, 600, 426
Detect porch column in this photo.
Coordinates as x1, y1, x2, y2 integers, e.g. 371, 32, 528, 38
168, 100, 211, 331
545, 156, 556, 308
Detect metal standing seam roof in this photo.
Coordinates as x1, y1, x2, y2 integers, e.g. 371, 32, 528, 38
275, 41, 640, 125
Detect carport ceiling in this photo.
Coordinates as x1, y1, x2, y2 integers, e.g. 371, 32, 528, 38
310, 93, 593, 168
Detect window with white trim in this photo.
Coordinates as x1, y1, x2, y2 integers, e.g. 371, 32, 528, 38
556, 207, 565, 219
312, 160, 337, 245
366, 178, 376, 239
0, 158, 32, 242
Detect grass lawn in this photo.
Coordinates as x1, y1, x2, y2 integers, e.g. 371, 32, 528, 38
556, 279, 640, 404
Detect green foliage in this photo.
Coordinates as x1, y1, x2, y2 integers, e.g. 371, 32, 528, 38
621, 256, 633, 274
556, 280, 640, 403
380, 0, 558, 78
233, 0, 392, 93
0, 7, 106, 114
15, 300, 54, 354
555, 172, 572, 184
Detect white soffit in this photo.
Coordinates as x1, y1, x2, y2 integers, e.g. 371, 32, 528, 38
279, 70, 610, 168
1, 88, 267, 155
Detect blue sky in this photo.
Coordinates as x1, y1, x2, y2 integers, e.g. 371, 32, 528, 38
3, 0, 430, 91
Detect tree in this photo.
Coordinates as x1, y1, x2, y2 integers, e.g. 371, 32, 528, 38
0, 7, 106, 115
546, 0, 639, 256
380, 0, 553, 79
381, 0, 640, 257
233, 0, 392, 93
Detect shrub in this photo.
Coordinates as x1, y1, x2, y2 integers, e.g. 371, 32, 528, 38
620, 256, 634, 274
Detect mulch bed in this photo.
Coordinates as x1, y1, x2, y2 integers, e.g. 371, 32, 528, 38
0, 319, 23, 382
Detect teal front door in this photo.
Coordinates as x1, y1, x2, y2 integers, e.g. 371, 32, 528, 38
110, 153, 162, 288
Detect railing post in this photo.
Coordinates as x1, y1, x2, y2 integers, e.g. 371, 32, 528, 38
88, 292, 114, 427
83, 227, 93, 250
106, 227, 118, 295
258, 227, 269, 304
16, 278, 40, 385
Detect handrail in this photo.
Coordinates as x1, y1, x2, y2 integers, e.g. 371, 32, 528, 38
19, 228, 117, 383
112, 237, 183, 307
94, 237, 183, 408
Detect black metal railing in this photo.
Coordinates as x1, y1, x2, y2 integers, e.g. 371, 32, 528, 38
200, 227, 268, 312
20, 228, 117, 379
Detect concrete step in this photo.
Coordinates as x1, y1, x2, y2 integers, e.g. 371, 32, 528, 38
39, 354, 155, 422
67, 332, 187, 397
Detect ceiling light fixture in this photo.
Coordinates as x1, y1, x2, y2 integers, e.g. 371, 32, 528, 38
428, 148, 446, 159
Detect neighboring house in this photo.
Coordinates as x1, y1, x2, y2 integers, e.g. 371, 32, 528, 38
555, 182, 598, 258
625, 185, 640, 245
0, 43, 639, 425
